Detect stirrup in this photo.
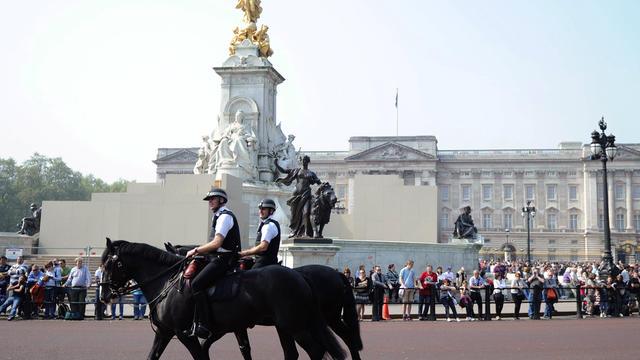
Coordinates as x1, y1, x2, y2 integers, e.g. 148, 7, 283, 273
187, 322, 211, 339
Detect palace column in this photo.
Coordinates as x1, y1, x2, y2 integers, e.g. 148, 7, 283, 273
626, 170, 633, 231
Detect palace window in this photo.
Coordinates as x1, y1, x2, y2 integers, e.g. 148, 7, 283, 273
548, 214, 557, 230
462, 185, 471, 201
526, 185, 535, 200
504, 213, 513, 229
616, 214, 625, 231
615, 185, 625, 200
599, 214, 604, 230
634, 215, 640, 231
440, 213, 449, 229
568, 171, 577, 177
569, 185, 578, 201
504, 185, 513, 201
633, 186, 640, 199
483, 214, 492, 228
548, 171, 557, 177
525, 171, 534, 177
571, 239, 578, 245
338, 185, 346, 199
482, 185, 492, 201
598, 184, 604, 200
570, 214, 578, 230
503, 171, 513, 177
547, 185, 556, 200
548, 239, 556, 244
482, 172, 491, 177
441, 186, 449, 200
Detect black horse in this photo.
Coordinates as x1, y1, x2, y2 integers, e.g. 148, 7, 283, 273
165, 243, 363, 360
100, 238, 345, 360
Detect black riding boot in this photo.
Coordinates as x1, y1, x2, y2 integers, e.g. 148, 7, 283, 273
192, 291, 212, 339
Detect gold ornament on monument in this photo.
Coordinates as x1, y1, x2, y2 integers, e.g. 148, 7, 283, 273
229, 0, 273, 58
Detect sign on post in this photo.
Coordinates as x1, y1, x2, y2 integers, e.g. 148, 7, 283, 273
5, 248, 23, 260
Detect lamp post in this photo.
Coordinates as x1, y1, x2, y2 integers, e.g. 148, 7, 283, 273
589, 117, 618, 280
522, 201, 536, 264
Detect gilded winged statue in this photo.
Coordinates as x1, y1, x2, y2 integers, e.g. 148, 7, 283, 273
236, 0, 262, 23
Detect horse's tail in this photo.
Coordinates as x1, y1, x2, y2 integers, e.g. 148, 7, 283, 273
340, 273, 363, 351
308, 295, 346, 360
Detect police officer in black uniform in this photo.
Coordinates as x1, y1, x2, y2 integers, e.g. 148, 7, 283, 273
186, 187, 241, 338
239, 199, 281, 268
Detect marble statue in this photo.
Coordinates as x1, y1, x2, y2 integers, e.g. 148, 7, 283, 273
310, 182, 337, 238
452, 206, 478, 239
193, 135, 212, 174
17, 203, 41, 236
275, 155, 321, 237
274, 134, 299, 170
213, 110, 258, 176
235, 0, 262, 24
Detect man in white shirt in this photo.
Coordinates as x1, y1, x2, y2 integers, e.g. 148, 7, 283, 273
239, 199, 280, 268
63, 257, 92, 320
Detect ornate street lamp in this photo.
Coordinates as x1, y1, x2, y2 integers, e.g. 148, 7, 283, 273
589, 116, 618, 280
522, 201, 536, 264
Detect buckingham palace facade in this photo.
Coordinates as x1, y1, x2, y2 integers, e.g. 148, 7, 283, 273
154, 135, 640, 263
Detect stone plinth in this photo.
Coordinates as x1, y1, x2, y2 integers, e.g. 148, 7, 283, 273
279, 240, 340, 268
0, 232, 39, 257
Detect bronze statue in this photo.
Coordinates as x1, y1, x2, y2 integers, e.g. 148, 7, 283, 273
275, 155, 321, 237
311, 182, 337, 238
452, 206, 477, 239
17, 203, 41, 236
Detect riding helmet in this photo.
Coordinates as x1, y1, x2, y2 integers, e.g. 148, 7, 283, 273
258, 198, 276, 210
203, 187, 228, 202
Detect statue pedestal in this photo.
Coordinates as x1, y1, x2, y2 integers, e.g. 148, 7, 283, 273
279, 238, 340, 268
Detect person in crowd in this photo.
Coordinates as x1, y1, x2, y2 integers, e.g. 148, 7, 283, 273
439, 278, 460, 322
435, 266, 443, 282
385, 264, 399, 303
528, 267, 544, 319
614, 274, 627, 317
42, 261, 60, 319
111, 296, 124, 320
543, 272, 558, 319
628, 270, 639, 316
418, 265, 437, 320
492, 272, 506, 320
510, 272, 526, 320
57, 259, 71, 304
63, 257, 92, 320
521, 266, 532, 299
598, 279, 611, 318
493, 260, 506, 279
8, 256, 28, 285
458, 280, 475, 321
343, 268, 354, 288
442, 266, 455, 285
469, 269, 485, 320
27, 264, 44, 317
354, 269, 370, 321
131, 279, 147, 320
456, 267, 467, 288
0, 256, 10, 296
94, 264, 106, 320
370, 265, 390, 321
584, 273, 598, 316
399, 260, 416, 321
0, 275, 26, 320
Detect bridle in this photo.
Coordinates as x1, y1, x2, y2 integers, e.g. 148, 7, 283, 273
100, 249, 188, 298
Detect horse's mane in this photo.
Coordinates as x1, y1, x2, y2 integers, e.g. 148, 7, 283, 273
102, 240, 182, 266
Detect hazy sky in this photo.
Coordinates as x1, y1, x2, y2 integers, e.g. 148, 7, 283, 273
2, 1, 639, 183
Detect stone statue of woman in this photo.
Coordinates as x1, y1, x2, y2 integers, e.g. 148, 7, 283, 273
215, 110, 258, 176
275, 155, 321, 238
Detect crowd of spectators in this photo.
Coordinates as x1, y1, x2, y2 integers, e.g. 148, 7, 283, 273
343, 258, 640, 321
0, 256, 147, 321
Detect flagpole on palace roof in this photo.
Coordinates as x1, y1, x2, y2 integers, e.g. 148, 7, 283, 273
395, 88, 398, 136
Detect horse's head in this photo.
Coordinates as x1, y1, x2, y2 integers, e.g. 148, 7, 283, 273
100, 237, 133, 304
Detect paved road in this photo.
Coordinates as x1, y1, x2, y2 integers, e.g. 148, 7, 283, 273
1, 316, 637, 359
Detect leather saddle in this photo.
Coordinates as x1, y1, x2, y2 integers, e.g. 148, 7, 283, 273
182, 257, 242, 301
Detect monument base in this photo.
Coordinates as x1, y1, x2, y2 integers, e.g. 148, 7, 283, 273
280, 239, 340, 268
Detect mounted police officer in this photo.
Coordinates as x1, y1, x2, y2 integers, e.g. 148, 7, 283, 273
239, 199, 281, 268
186, 187, 241, 338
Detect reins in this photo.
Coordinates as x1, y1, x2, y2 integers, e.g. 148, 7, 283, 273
101, 256, 188, 297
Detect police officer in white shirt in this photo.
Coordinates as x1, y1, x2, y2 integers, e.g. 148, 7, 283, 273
239, 199, 281, 268
185, 187, 242, 338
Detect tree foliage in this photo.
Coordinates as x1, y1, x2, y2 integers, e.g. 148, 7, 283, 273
0, 153, 132, 232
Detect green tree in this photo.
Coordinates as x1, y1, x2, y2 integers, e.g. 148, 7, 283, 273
0, 153, 132, 232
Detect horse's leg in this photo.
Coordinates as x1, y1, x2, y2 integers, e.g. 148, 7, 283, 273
176, 333, 209, 360
234, 329, 252, 360
146, 330, 174, 360
276, 326, 299, 360
328, 318, 361, 360
291, 331, 325, 360
201, 332, 223, 354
